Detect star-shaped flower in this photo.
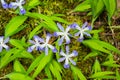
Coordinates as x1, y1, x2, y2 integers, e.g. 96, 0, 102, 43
27, 35, 44, 52
40, 33, 57, 55
9, 0, 26, 14
58, 46, 78, 68
1, 0, 8, 9
0, 36, 9, 52
54, 23, 71, 46
71, 22, 92, 42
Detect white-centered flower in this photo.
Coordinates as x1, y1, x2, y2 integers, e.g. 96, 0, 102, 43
54, 23, 71, 45
58, 46, 78, 68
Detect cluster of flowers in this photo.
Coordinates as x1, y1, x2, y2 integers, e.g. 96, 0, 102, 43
0, 0, 26, 14
0, 22, 91, 68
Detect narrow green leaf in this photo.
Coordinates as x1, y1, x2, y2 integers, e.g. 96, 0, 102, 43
49, 62, 62, 80
0, 48, 16, 69
5, 16, 27, 37
27, 0, 40, 10
83, 51, 99, 61
27, 53, 44, 74
45, 65, 52, 79
50, 16, 68, 24
5, 72, 33, 80
103, 0, 116, 25
25, 12, 58, 31
71, 66, 87, 80
14, 60, 26, 73
92, 59, 101, 73
73, 0, 91, 12
32, 52, 53, 78
28, 23, 43, 40
82, 39, 110, 54
95, 40, 120, 54
90, 71, 115, 78
91, 0, 104, 26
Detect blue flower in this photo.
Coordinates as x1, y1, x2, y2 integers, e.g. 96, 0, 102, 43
58, 46, 78, 69
1, 0, 8, 9
54, 23, 71, 45
27, 35, 44, 52
9, 0, 26, 14
40, 33, 57, 55
0, 36, 9, 52
71, 22, 92, 42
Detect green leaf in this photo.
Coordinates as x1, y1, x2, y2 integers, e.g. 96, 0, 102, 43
92, 59, 101, 73
49, 61, 62, 80
91, 0, 104, 26
27, 0, 40, 10
5, 72, 33, 80
95, 40, 120, 54
0, 48, 16, 69
10, 39, 25, 49
82, 39, 120, 54
82, 39, 110, 54
90, 71, 115, 78
14, 60, 26, 73
27, 53, 44, 74
73, 0, 91, 12
28, 23, 43, 40
25, 12, 58, 31
116, 69, 120, 80
83, 51, 99, 61
32, 52, 53, 78
71, 66, 87, 80
103, 0, 116, 25
5, 16, 27, 37
50, 16, 68, 24
45, 65, 52, 79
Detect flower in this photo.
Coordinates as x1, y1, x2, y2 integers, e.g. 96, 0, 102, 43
40, 33, 57, 55
58, 46, 78, 68
54, 23, 71, 45
71, 22, 92, 42
27, 34, 57, 55
0, 36, 9, 52
1, 0, 8, 9
27, 35, 44, 52
9, 0, 26, 14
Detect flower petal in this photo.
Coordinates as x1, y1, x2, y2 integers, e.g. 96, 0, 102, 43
4, 37, 9, 43
0, 36, 4, 42
57, 23, 64, 32
69, 58, 76, 65
60, 50, 66, 56
64, 64, 70, 69
83, 32, 91, 37
82, 22, 88, 29
78, 38, 83, 42
29, 40, 35, 44
58, 57, 65, 62
70, 23, 78, 29
65, 26, 71, 33
45, 46, 48, 55
74, 32, 80, 36
66, 46, 69, 54
20, 8, 26, 14
27, 47, 33, 52
58, 36, 64, 45
9, 2, 18, 9
46, 33, 52, 43
0, 46, 3, 52
69, 50, 78, 57
65, 35, 70, 44
2, 44, 9, 50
